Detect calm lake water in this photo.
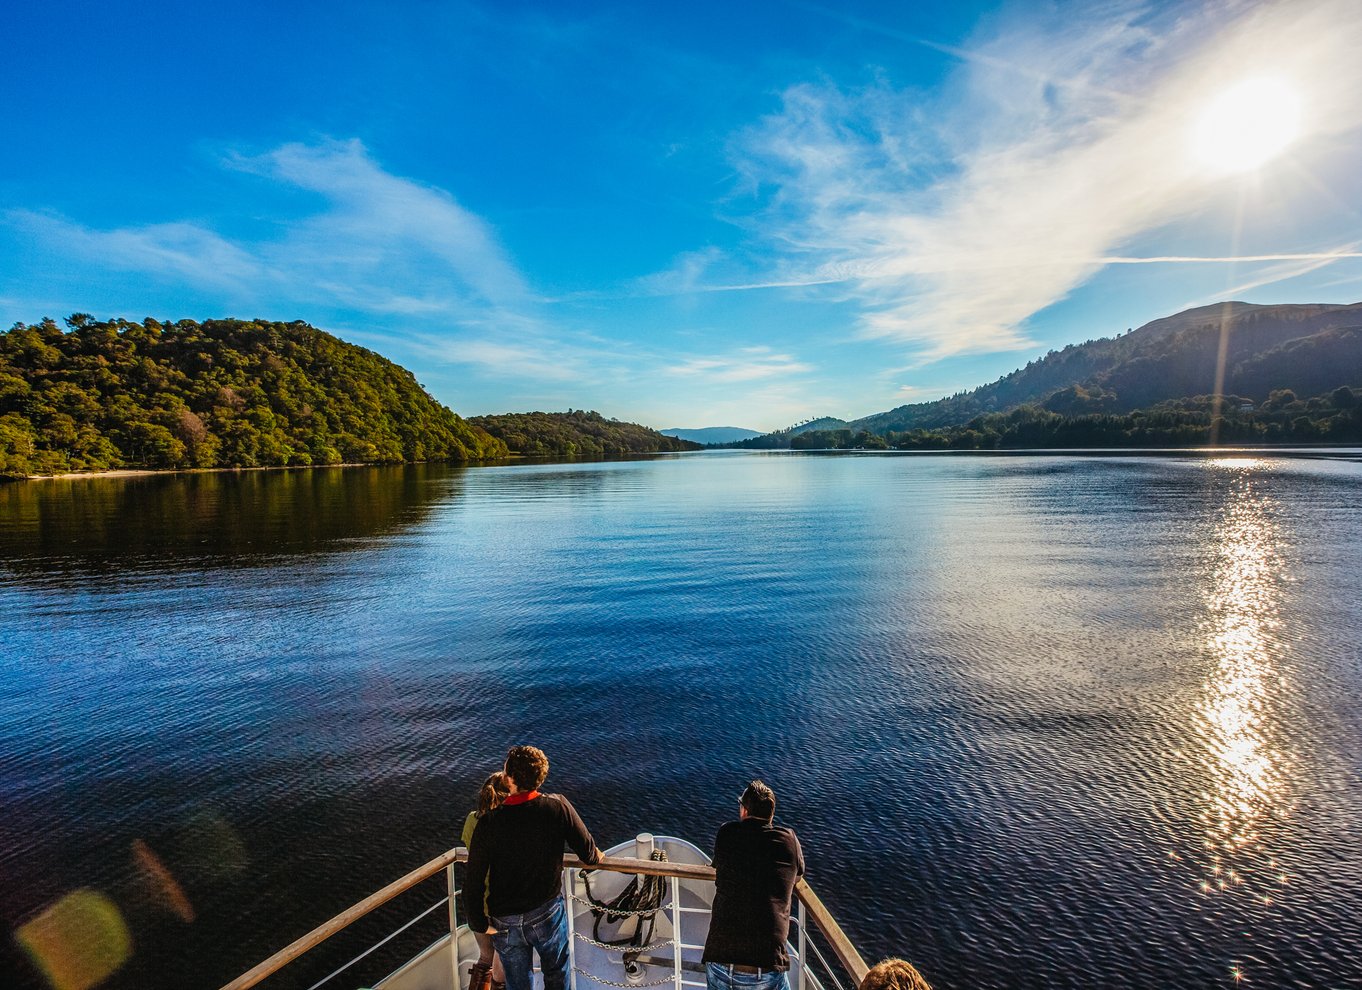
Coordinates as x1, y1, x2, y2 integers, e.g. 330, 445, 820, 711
2, 451, 1361, 990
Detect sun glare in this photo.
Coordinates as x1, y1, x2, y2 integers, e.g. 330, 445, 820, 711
1191, 77, 1302, 174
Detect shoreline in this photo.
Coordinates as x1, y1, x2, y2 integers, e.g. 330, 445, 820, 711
23, 462, 415, 482
18, 444, 1359, 481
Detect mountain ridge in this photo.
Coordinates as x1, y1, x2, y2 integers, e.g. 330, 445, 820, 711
847, 300, 1362, 434
660, 426, 763, 445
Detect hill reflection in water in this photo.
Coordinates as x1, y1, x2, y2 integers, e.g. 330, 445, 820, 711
0, 465, 458, 584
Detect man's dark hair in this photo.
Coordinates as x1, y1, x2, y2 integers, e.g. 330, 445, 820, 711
505, 745, 550, 791
740, 779, 776, 820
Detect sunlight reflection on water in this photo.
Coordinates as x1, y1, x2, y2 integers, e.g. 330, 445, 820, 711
1194, 461, 1294, 923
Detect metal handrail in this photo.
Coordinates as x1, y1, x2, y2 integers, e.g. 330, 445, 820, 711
217, 847, 869, 990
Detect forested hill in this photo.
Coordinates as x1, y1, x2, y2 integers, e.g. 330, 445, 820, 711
0, 316, 507, 477
850, 301, 1362, 433
469, 410, 702, 456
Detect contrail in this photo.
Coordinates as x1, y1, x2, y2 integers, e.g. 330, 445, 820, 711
668, 251, 1362, 295
1100, 252, 1362, 264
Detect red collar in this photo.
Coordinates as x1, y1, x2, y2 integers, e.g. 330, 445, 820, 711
504, 790, 540, 806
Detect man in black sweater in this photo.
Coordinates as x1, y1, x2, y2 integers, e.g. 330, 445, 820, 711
466, 745, 601, 990
702, 780, 805, 990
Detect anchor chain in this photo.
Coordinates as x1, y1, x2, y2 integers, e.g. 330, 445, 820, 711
571, 968, 677, 988
573, 931, 676, 954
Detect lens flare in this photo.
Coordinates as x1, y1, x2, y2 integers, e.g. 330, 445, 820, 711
15, 889, 132, 990
132, 839, 196, 923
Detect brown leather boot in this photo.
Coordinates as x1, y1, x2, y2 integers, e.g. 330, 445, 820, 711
468, 962, 492, 990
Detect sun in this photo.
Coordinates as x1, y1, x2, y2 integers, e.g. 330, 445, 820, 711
1191, 76, 1302, 174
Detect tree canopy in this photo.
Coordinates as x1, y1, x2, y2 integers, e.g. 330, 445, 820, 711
469, 409, 702, 456
0, 316, 507, 477
731, 388, 1362, 450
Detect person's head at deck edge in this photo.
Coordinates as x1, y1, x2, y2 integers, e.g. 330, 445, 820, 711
505, 745, 550, 792
860, 958, 931, 990
740, 779, 776, 821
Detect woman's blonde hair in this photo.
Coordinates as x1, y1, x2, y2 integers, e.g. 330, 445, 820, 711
477, 771, 510, 817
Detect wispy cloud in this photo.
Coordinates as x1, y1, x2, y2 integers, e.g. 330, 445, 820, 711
4, 139, 617, 384
9, 213, 267, 290
1100, 249, 1362, 264
723, 0, 1362, 361
669, 346, 813, 383
1185, 252, 1358, 305
8, 139, 534, 329
229, 140, 530, 310
403, 336, 580, 384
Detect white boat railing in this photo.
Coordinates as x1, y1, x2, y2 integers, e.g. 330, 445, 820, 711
218, 848, 870, 990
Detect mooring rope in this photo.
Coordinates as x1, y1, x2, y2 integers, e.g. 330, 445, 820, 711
580, 849, 670, 951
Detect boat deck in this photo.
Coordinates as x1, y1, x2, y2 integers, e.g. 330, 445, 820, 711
220, 834, 865, 990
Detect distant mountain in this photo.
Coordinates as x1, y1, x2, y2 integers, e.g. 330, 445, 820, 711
660, 426, 763, 444
849, 301, 1362, 434
469, 410, 702, 456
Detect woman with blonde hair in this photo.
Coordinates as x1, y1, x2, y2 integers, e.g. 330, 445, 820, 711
463, 771, 511, 990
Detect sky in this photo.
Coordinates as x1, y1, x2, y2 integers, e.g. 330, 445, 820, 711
4, 0, 1362, 432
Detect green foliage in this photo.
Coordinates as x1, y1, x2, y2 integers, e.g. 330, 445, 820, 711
0, 316, 507, 477
789, 429, 887, 450
726, 388, 1362, 451
849, 302, 1362, 435
882, 388, 1362, 450
469, 409, 702, 456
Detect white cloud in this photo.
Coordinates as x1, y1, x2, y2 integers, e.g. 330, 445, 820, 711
669, 346, 813, 383
9, 138, 534, 330
5, 139, 624, 387
726, 0, 1362, 361
9, 212, 266, 290
407, 333, 593, 384
230, 139, 530, 309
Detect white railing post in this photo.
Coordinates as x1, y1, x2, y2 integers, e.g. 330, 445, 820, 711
565, 867, 578, 990
449, 863, 462, 990
670, 875, 682, 990
797, 901, 807, 990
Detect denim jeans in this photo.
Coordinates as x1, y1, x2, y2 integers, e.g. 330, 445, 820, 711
490, 895, 570, 990
706, 963, 790, 990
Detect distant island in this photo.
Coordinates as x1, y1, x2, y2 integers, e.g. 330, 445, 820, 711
729, 301, 1362, 449
470, 410, 701, 456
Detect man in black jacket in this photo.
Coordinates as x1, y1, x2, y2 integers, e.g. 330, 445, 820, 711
702, 780, 805, 990
465, 745, 601, 990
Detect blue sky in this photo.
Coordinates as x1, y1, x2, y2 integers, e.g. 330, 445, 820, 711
4, 0, 1362, 431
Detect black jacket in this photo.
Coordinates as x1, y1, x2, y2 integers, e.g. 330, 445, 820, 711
701, 817, 805, 970
464, 792, 600, 932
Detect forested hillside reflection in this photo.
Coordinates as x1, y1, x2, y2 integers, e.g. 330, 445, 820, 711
0, 465, 457, 582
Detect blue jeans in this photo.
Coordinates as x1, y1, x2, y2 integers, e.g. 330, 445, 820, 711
490, 895, 570, 990
706, 963, 790, 990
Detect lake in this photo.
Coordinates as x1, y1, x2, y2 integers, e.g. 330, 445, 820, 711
2, 451, 1361, 990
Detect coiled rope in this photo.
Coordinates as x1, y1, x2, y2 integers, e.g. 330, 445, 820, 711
580, 849, 670, 953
